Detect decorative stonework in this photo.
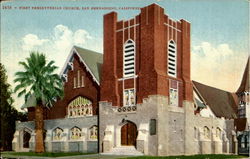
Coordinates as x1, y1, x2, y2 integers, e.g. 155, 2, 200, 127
117, 106, 137, 113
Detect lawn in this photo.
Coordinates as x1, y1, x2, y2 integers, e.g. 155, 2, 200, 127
1, 151, 95, 157
119, 154, 247, 159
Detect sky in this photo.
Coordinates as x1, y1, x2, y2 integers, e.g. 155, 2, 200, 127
1, 0, 249, 111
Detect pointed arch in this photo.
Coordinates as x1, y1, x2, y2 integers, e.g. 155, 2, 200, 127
124, 39, 135, 77
52, 127, 63, 141
89, 125, 98, 140
68, 96, 93, 118
121, 121, 137, 146
204, 126, 210, 139
167, 40, 177, 77
70, 126, 82, 140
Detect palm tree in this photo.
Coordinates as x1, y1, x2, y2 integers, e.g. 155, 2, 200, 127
14, 52, 64, 153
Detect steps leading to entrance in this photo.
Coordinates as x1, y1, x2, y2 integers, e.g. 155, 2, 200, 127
102, 146, 144, 156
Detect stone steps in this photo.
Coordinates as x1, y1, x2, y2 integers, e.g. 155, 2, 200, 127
102, 146, 144, 156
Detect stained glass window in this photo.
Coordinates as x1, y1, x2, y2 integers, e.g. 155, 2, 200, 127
70, 127, 82, 140
53, 127, 63, 141
68, 96, 93, 118
89, 126, 98, 140
124, 89, 135, 106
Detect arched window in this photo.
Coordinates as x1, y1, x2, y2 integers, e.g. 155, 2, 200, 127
216, 127, 221, 139
168, 40, 177, 77
194, 127, 198, 139
68, 96, 93, 118
124, 39, 135, 77
70, 127, 82, 140
204, 126, 210, 139
89, 125, 98, 140
53, 127, 63, 141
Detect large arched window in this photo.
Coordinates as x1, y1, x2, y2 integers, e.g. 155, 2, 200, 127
68, 96, 93, 118
53, 127, 63, 141
124, 39, 135, 77
168, 40, 177, 77
70, 126, 82, 140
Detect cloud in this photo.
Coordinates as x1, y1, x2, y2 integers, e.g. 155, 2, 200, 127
74, 29, 92, 45
9, 24, 101, 111
53, 25, 73, 53
21, 24, 95, 55
22, 34, 49, 51
191, 42, 247, 92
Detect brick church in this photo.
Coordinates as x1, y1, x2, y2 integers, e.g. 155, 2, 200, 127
12, 3, 249, 156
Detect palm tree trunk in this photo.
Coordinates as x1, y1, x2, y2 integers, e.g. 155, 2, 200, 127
35, 105, 45, 153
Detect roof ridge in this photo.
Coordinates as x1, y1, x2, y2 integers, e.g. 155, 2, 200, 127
73, 45, 103, 55
192, 80, 232, 93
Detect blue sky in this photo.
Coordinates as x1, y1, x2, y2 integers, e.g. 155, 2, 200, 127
1, 0, 249, 110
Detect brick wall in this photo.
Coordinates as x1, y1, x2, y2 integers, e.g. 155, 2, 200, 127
28, 54, 100, 121
100, 4, 193, 107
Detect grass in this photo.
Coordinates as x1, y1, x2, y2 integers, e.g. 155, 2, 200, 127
119, 154, 247, 159
1, 151, 95, 157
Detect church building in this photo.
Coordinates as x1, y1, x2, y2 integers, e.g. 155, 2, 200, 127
12, 3, 246, 156
235, 58, 249, 155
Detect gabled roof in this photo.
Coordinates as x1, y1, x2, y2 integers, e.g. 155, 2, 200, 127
194, 98, 206, 108
21, 94, 36, 109
237, 57, 249, 93
21, 46, 103, 109
193, 81, 237, 119
74, 46, 103, 83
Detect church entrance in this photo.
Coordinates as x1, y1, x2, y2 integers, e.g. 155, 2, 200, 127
121, 121, 137, 146
23, 130, 31, 148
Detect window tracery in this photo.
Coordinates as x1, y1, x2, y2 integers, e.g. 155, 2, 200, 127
124, 89, 135, 106
53, 127, 63, 141
68, 96, 93, 118
70, 127, 82, 140
89, 126, 98, 140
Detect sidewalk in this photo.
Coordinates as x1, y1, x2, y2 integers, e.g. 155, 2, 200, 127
1, 154, 131, 159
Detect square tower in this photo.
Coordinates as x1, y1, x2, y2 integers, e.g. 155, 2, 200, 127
99, 4, 193, 156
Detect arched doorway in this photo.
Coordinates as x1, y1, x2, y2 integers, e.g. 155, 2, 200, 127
23, 131, 31, 148
121, 121, 137, 146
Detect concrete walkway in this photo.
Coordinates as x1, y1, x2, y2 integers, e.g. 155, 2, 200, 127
1, 153, 249, 159
1, 154, 131, 159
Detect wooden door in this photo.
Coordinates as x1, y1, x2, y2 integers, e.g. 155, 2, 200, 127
121, 122, 137, 146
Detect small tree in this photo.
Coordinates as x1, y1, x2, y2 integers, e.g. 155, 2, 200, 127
14, 52, 64, 153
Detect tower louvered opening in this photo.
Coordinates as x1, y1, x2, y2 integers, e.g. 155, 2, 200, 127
124, 40, 135, 77
168, 40, 177, 77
